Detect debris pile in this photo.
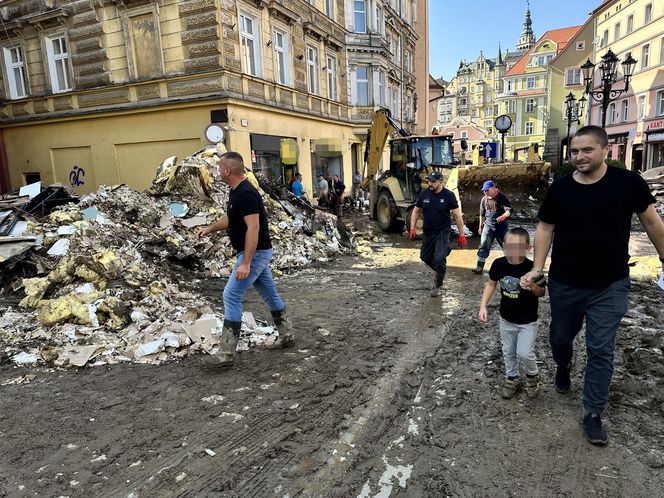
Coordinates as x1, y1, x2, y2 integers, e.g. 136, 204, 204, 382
642, 167, 664, 211
0, 147, 353, 368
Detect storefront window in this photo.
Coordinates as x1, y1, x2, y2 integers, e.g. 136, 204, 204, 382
250, 134, 296, 184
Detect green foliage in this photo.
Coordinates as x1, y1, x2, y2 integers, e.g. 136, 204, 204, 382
557, 159, 627, 177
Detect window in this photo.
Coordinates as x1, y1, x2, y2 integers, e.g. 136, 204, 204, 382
273, 30, 290, 85
614, 23, 621, 41
566, 67, 581, 85
608, 102, 616, 124
326, 55, 337, 100
507, 80, 512, 91
392, 87, 399, 118
525, 121, 533, 135
645, 3, 652, 23
601, 29, 609, 47
240, 14, 261, 77
621, 99, 629, 121
576, 41, 586, 51
325, 0, 334, 17
307, 45, 319, 94
460, 131, 468, 139
376, 7, 384, 34
2, 46, 28, 99
627, 15, 634, 33
355, 66, 368, 105
526, 98, 535, 112
660, 37, 664, 64
526, 76, 535, 89
378, 70, 385, 106
510, 100, 516, 113
45, 35, 72, 92
354, 0, 366, 33
641, 44, 649, 69
486, 106, 493, 116
406, 95, 412, 120
658, 90, 664, 116
638, 95, 646, 119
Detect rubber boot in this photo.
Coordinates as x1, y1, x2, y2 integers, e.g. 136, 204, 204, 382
471, 261, 485, 274
268, 308, 294, 349
217, 319, 241, 367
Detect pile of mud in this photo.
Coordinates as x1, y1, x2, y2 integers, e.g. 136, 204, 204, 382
0, 148, 351, 368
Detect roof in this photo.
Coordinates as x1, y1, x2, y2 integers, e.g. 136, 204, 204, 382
505, 25, 583, 77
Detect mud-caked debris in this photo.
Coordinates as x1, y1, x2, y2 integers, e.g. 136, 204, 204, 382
1, 148, 354, 368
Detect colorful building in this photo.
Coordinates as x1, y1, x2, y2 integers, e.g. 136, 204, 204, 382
544, 18, 594, 171
590, 0, 664, 171
498, 25, 582, 160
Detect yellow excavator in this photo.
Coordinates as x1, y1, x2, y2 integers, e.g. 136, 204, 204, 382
362, 108, 550, 232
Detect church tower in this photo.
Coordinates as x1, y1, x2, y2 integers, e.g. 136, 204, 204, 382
516, 1, 536, 52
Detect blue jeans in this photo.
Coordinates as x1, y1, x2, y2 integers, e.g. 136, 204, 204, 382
500, 318, 539, 378
477, 220, 508, 263
548, 277, 630, 414
420, 230, 451, 287
222, 249, 285, 323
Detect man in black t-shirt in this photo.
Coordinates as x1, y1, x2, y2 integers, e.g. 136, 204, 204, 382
521, 126, 664, 445
472, 180, 512, 274
197, 151, 294, 367
409, 171, 467, 297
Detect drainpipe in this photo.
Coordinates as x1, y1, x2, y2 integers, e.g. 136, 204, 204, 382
0, 129, 11, 194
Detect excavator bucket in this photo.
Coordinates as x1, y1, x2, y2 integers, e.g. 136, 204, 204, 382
457, 161, 550, 228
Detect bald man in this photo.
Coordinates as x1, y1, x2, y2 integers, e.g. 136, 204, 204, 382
197, 151, 294, 367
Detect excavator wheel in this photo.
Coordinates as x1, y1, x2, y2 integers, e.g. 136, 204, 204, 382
376, 190, 403, 232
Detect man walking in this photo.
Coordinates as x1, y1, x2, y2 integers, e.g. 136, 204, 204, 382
521, 126, 664, 445
409, 171, 467, 297
197, 151, 294, 367
472, 180, 512, 274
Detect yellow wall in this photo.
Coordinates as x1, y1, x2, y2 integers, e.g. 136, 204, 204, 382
3, 101, 360, 197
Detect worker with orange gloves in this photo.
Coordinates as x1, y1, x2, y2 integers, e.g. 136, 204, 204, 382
409, 171, 467, 297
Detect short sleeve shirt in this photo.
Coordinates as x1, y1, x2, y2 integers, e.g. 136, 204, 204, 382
415, 187, 459, 234
537, 166, 655, 288
489, 257, 540, 324
227, 179, 272, 253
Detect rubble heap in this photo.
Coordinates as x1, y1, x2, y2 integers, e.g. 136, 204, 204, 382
643, 167, 664, 210
0, 147, 352, 368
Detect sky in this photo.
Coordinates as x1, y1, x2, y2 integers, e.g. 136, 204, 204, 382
429, 0, 602, 80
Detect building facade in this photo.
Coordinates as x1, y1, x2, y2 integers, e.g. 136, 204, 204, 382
498, 26, 582, 160
0, 0, 423, 196
543, 19, 594, 171
590, 0, 664, 171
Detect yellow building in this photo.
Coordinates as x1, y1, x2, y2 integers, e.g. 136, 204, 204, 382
499, 26, 582, 160
0, 0, 366, 197
544, 19, 594, 171
591, 0, 664, 171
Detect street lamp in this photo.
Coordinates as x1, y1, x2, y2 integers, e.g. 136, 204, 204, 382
582, 49, 637, 128
564, 92, 586, 160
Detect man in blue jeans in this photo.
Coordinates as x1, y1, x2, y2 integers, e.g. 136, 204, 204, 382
472, 180, 512, 274
522, 126, 664, 445
197, 151, 294, 367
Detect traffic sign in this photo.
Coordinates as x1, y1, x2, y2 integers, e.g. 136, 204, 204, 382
479, 142, 497, 158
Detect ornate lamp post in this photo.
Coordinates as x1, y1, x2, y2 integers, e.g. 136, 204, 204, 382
581, 49, 637, 128
564, 91, 587, 160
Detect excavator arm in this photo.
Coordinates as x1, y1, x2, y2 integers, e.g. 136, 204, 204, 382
362, 108, 409, 188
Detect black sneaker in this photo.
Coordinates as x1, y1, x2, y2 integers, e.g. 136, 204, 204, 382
583, 413, 608, 445
555, 363, 571, 393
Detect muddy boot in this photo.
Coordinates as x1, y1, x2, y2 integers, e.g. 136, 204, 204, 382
501, 377, 522, 399
430, 286, 443, 297
217, 320, 241, 367
268, 308, 294, 349
471, 261, 485, 274
526, 373, 541, 398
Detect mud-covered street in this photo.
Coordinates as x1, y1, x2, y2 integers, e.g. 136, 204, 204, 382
1, 230, 663, 497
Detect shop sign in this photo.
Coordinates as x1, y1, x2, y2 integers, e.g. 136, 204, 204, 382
647, 119, 664, 131
646, 132, 664, 142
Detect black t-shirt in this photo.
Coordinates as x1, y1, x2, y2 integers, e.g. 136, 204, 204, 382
227, 179, 272, 253
537, 166, 655, 288
480, 191, 512, 220
415, 187, 459, 233
489, 257, 540, 324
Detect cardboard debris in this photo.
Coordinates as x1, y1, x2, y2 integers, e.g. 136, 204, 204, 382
1, 147, 353, 369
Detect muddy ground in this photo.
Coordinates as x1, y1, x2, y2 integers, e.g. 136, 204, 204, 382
1, 226, 663, 497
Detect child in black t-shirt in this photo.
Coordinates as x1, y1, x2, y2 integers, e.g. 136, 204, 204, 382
479, 227, 546, 399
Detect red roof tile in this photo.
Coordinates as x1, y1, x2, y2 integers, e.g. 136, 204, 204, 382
505, 26, 583, 77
